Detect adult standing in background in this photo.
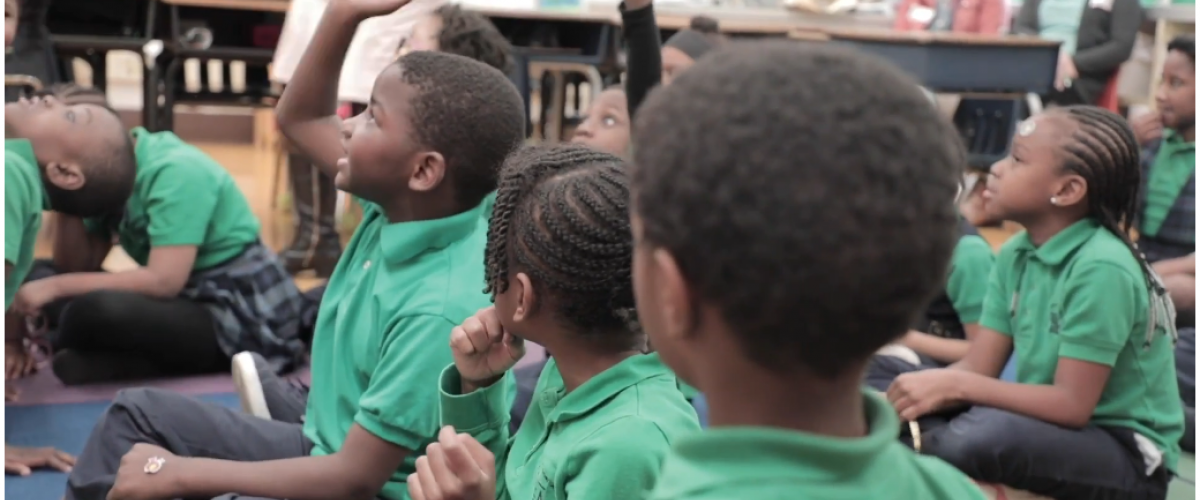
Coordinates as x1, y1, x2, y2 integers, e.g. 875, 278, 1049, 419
893, 0, 1008, 34
4, 0, 62, 103
1015, 0, 1141, 106
269, 0, 445, 277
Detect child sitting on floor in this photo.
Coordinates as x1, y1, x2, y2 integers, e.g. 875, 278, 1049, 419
406, 144, 700, 500
10, 83, 308, 386
63, 1, 527, 499
1131, 35, 1194, 266
4, 88, 135, 477
886, 106, 1184, 498
569, 0, 660, 157
867, 216, 995, 386
635, 41, 984, 499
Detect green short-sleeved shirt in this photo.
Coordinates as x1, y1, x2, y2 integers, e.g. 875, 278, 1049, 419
979, 219, 1185, 470
947, 235, 996, 325
4, 140, 48, 309
439, 353, 700, 500
647, 390, 986, 500
1140, 130, 1196, 239
84, 128, 260, 270
302, 200, 493, 500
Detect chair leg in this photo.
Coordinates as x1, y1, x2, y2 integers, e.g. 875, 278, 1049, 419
547, 70, 566, 143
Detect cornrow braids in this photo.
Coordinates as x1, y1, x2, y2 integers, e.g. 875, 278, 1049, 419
1054, 105, 1178, 344
484, 144, 637, 340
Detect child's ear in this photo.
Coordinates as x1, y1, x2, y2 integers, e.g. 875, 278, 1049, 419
511, 272, 537, 323
408, 152, 447, 193
1054, 173, 1088, 208
44, 161, 86, 191
652, 248, 698, 341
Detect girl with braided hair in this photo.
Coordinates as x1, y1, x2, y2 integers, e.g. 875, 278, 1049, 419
885, 105, 1184, 499
406, 144, 700, 500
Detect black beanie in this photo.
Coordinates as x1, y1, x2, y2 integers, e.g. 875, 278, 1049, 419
664, 29, 715, 61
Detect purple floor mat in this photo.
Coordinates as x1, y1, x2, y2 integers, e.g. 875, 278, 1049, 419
7, 365, 312, 407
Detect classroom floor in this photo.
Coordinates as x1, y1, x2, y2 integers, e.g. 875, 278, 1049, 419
5, 142, 1194, 499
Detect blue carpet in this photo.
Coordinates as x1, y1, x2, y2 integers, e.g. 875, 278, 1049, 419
5, 393, 240, 500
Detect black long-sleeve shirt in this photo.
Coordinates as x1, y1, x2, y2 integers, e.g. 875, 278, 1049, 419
619, 2, 662, 120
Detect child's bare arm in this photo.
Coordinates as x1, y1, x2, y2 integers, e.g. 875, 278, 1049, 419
900, 330, 971, 364
18, 246, 197, 319
51, 216, 112, 273
276, 0, 413, 177
113, 425, 410, 500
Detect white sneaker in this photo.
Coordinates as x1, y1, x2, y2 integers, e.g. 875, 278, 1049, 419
232, 352, 272, 419
876, 344, 922, 366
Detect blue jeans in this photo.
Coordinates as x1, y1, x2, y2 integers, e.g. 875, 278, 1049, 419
869, 355, 1171, 500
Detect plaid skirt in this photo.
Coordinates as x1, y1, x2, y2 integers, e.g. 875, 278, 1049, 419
179, 242, 308, 374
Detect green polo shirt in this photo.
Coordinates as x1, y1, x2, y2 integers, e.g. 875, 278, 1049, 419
4, 140, 48, 309
1141, 130, 1196, 239
979, 219, 1184, 470
84, 128, 260, 270
439, 353, 701, 500
647, 390, 985, 499
302, 200, 492, 500
947, 235, 995, 324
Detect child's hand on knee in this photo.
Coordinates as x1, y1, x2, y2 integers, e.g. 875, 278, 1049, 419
109, 443, 182, 500
449, 307, 525, 393
410, 426, 496, 500
886, 369, 970, 421
12, 279, 60, 322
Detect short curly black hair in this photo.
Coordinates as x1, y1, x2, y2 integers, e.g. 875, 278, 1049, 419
433, 5, 513, 74
1169, 34, 1195, 63
34, 83, 136, 218
632, 41, 964, 378
394, 50, 526, 207
484, 144, 638, 347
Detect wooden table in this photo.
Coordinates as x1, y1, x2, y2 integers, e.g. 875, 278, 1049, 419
161, 0, 288, 12
793, 28, 1060, 94
162, 0, 888, 35
472, 3, 887, 34
799, 28, 1062, 169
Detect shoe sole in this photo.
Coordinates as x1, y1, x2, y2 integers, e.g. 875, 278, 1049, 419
231, 352, 272, 419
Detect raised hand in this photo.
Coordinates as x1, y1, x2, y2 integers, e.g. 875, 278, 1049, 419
449, 307, 525, 391
333, 0, 414, 19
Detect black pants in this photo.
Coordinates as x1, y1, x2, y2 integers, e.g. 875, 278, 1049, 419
868, 356, 1171, 500
66, 388, 314, 500
28, 261, 228, 384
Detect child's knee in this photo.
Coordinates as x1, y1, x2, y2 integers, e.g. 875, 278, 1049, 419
61, 291, 139, 329
924, 409, 1027, 477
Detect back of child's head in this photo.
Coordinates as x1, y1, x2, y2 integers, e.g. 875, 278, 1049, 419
5, 84, 136, 217
392, 50, 526, 207
1047, 106, 1165, 288
664, 16, 724, 60
430, 5, 513, 74
484, 144, 637, 346
632, 41, 963, 379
